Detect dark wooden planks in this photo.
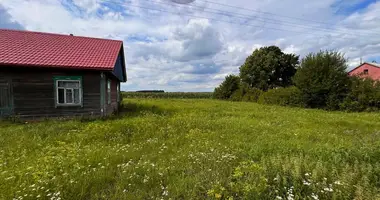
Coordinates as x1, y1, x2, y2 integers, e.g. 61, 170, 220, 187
0, 67, 105, 118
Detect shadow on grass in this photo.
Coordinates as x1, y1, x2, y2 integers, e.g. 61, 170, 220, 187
78, 102, 174, 122
0, 102, 174, 124
119, 102, 174, 117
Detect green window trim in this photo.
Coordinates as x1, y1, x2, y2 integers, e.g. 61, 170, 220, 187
53, 76, 83, 108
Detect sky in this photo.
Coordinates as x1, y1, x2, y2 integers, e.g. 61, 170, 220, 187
0, 0, 380, 92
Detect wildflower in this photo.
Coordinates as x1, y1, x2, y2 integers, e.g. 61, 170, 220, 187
36, 195, 41, 198
162, 190, 169, 196
334, 180, 342, 185
123, 189, 127, 193
303, 180, 311, 186
311, 193, 318, 200
323, 187, 333, 192
305, 173, 310, 176
276, 196, 283, 199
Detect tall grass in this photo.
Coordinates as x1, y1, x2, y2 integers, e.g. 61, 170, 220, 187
1, 99, 380, 199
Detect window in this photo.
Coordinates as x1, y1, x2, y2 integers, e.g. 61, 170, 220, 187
116, 83, 120, 102
364, 69, 369, 75
55, 77, 82, 106
107, 79, 111, 104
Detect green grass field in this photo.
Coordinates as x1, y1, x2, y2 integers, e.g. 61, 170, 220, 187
1, 99, 380, 200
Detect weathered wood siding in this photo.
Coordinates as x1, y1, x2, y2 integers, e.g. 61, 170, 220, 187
0, 67, 107, 118
103, 73, 120, 116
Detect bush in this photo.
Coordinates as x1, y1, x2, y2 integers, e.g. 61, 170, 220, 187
340, 77, 380, 112
230, 88, 244, 101
293, 51, 350, 110
258, 86, 305, 107
213, 75, 241, 99
242, 88, 262, 102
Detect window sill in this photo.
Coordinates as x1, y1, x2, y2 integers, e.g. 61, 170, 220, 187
56, 104, 82, 107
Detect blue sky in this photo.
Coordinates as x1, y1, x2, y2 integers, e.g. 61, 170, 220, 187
1, 0, 380, 92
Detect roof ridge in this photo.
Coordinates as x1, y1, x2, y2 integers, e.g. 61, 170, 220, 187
364, 62, 380, 68
0, 28, 123, 43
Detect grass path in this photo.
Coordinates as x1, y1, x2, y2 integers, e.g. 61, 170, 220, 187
1, 99, 380, 199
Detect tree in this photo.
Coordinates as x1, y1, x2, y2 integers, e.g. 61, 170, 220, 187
293, 51, 350, 110
213, 75, 241, 99
239, 46, 299, 91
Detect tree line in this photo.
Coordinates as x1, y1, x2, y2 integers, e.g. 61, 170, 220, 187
214, 46, 380, 112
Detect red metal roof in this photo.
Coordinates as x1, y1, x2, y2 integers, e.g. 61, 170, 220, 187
0, 29, 123, 70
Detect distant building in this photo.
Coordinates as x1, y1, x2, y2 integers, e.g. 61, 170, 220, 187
348, 62, 380, 80
0, 29, 127, 119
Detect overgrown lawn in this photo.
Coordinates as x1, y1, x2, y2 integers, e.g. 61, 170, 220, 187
1, 99, 380, 199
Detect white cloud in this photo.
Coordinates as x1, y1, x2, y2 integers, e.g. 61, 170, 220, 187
1, 0, 380, 91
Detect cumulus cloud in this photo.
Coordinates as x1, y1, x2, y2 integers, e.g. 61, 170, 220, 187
0, 4, 24, 30
1, 0, 380, 91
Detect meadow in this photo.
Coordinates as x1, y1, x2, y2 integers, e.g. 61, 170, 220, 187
1, 98, 380, 200
122, 92, 213, 99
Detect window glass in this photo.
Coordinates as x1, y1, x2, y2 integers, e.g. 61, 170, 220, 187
66, 89, 73, 103
74, 89, 80, 104
58, 88, 65, 104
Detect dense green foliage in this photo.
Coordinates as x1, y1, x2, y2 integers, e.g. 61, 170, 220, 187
229, 84, 262, 102
293, 51, 350, 110
122, 92, 212, 99
1, 99, 380, 199
258, 86, 305, 107
213, 75, 241, 99
340, 77, 380, 112
239, 46, 299, 91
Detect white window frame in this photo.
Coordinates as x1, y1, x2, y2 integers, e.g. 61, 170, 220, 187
56, 79, 82, 106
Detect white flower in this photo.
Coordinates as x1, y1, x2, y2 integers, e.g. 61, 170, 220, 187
311, 193, 319, 200
305, 173, 310, 176
323, 187, 333, 192
334, 180, 342, 185
276, 196, 283, 199
123, 189, 127, 193
303, 180, 311, 186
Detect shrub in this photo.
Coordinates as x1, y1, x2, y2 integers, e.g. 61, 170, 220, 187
213, 75, 241, 99
242, 87, 262, 102
340, 77, 380, 112
230, 88, 244, 101
293, 51, 350, 110
258, 86, 305, 107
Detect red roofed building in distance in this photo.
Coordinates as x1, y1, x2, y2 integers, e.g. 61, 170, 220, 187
0, 29, 127, 119
348, 62, 380, 80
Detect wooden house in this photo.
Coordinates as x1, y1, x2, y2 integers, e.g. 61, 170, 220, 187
0, 29, 127, 118
348, 62, 380, 80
